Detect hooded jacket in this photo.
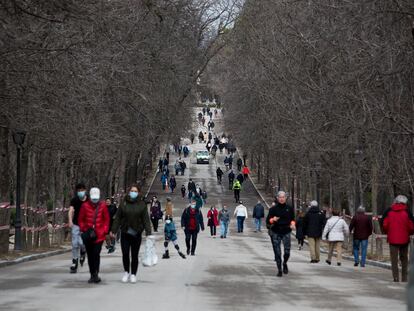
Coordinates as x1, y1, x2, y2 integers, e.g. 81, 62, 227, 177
112, 196, 152, 236
383, 203, 414, 245
303, 206, 326, 238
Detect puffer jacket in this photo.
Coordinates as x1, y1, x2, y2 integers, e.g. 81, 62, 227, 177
79, 200, 110, 243
383, 203, 414, 245
322, 216, 349, 242
164, 221, 178, 241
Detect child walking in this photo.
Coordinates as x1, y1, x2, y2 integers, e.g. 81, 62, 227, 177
162, 216, 186, 259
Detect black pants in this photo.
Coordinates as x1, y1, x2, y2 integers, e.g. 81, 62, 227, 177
270, 231, 291, 270
121, 232, 142, 275
234, 189, 240, 202
185, 230, 198, 254
210, 226, 216, 236
85, 241, 103, 276
151, 218, 159, 232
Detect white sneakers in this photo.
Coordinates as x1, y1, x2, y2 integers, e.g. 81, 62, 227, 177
122, 272, 129, 283
122, 272, 137, 283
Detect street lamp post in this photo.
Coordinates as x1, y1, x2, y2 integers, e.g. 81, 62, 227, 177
12, 130, 26, 251
314, 161, 322, 205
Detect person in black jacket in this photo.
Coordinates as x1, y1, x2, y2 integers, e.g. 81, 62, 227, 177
295, 211, 305, 250
181, 199, 205, 256
228, 170, 235, 190
266, 191, 295, 277
303, 200, 326, 263
253, 201, 265, 232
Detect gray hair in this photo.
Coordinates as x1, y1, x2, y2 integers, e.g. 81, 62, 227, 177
310, 200, 318, 207
394, 195, 408, 204
277, 191, 286, 198
357, 206, 365, 213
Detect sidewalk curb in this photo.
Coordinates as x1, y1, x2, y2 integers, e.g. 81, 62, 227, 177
0, 248, 71, 269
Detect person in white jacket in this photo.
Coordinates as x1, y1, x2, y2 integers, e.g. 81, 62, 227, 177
322, 209, 349, 266
234, 201, 248, 233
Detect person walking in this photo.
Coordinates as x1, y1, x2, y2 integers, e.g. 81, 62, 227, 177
105, 197, 117, 254
68, 183, 88, 273
198, 131, 204, 143
242, 165, 250, 180
237, 158, 243, 171
78, 187, 110, 284
252, 200, 265, 232
228, 155, 233, 169
216, 167, 224, 184
174, 161, 181, 176
207, 206, 219, 238
161, 173, 168, 191
382, 195, 414, 282
303, 200, 326, 263
224, 156, 229, 171
190, 133, 195, 144
219, 206, 230, 238
322, 209, 349, 266
110, 184, 151, 283
162, 216, 186, 259
236, 172, 244, 185
266, 191, 295, 277
164, 197, 174, 218
169, 175, 177, 193
295, 211, 305, 250
180, 159, 187, 175
232, 179, 241, 203
228, 170, 235, 190
234, 201, 248, 233
181, 199, 205, 256
349, 206, 373, 267
150, 196, 163, 232
181, 185, 186, 199
187, 179, 196, 200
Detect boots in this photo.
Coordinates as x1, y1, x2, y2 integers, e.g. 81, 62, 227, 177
162, 250, 170, 259
175, 245, 186, 259
79, 250, 86, 267
70, 259, 78, 274
277, 263, 282, 277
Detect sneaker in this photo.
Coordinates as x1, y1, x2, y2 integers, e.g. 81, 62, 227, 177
326, 260, 331, 265
80, 252, 86, 267
178, 251, 186, 259
220, 235, 224, 239
130, 275, 137, 283
70, 259, 78, 274
354, 262, 359, 267
122, 272, 130, 283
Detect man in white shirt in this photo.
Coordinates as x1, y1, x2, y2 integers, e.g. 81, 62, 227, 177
234, 201, 248, 233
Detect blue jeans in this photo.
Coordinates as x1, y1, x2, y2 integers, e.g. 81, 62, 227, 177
254, 218, 262, 231
353, 239, 368, 266
236, 216, 245, 232
220, 221, 229, 237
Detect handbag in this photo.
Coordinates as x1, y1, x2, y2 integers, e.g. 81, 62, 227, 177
81, 205, 100, 243
326, 218, 340, 240
127, 227, 138, 237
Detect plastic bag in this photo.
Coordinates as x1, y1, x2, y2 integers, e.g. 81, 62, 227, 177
142, 235, 158, 267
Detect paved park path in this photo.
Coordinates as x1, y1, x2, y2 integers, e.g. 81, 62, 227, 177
0, 109, 407, 311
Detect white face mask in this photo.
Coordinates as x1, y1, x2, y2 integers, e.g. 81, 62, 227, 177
166, 220, 171, 224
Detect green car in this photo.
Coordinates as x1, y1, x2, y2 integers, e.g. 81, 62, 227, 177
196, 150, 210, 164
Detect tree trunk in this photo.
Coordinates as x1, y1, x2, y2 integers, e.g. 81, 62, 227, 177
0, 127, 10, 203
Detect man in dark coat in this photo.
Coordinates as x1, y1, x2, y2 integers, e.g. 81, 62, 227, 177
253, 201, 265, 232
349, 206, 373, 267
228, 170, 235, 190
303, 200, 326, 263
181, 199, 205, 256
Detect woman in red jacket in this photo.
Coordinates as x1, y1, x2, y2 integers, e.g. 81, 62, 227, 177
207, 206, 219, 238
78, 187, 110, 284
382, 195, 414, 282
242, 165, 250, 180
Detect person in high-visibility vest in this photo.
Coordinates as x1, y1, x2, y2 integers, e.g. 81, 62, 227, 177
232, 180, 241, 203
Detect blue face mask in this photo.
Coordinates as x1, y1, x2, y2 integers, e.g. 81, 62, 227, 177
190, 204, 196, 209
129, 192, 138, 199
77, 191, 86, 199
91, 198, 99, 204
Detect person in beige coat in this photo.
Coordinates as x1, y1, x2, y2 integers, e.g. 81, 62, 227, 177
322, 209, 349, 266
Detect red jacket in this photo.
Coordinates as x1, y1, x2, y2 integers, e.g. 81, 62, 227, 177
78, 200, 110, 243
242, 167, 250, 175
207, 208, 219, 226
383, 203, 414, 245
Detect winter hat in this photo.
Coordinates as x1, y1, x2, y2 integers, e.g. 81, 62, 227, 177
90, 187, 100, 201
310, 200, 318, 207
